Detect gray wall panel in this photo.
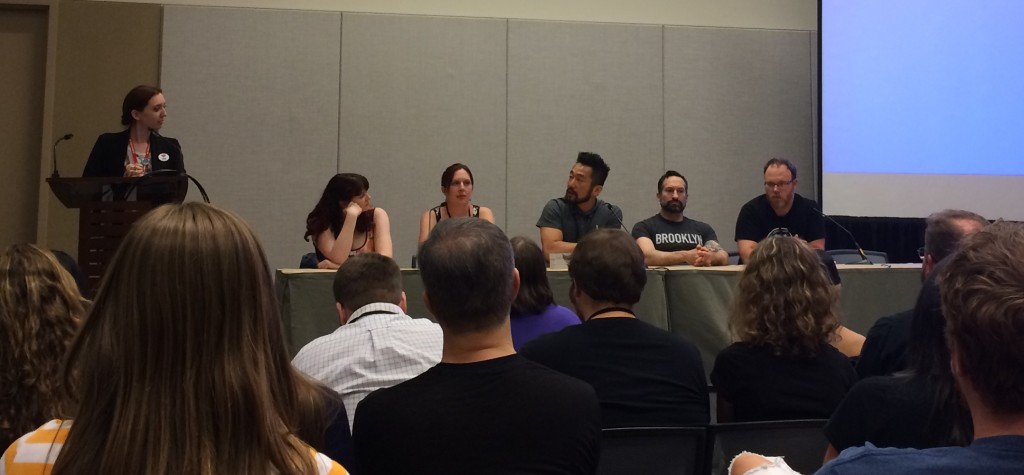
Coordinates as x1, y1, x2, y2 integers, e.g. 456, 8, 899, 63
664, 27, 814, 252
507, 20, 665, 242
161, 6, 341, 272
339, 13, 507, 266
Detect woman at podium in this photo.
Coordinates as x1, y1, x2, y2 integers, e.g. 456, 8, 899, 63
83, 85, 184, 177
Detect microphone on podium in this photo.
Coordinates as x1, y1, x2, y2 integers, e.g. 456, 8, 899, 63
51, 133, 73, 178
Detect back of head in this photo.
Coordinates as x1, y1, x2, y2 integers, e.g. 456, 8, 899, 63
940, 221, 1024, 416
568, 229, 646, 305
577, 152, 610, 186
732, 236, 839, 356
510, 236, 554, 316
0, 244, 84, 448
925, 209, 988, 262
418, 218, 514, 333
56, 202, 316, 475
334, 252, 403, 311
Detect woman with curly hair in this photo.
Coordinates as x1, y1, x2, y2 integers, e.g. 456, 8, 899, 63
2, 203, 349, 474
0, 244, 87, 450
305, 173, 392, 269
711, 236, 856, 422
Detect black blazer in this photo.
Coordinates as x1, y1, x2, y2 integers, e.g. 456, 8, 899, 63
82, 129, 185, 177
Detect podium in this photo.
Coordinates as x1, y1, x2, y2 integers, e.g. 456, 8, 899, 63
47, 176, 187, 296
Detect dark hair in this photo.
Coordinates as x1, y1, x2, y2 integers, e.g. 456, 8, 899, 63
441, 163, 474, 188
304, 173, 372, 241
577, 152, 610, 186
120, 85, 162, 127
657, 170, 688, 193
941, 221, 1024, 416
418, 218, 514, 333
569, 229, 646, 305
510, 236, 555, 316
763, 158, 797, 180
924, 209, 988, 261
899, 261, 972, 446
333, 253, 403, 311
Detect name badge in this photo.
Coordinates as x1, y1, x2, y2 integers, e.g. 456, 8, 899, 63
158, 153, 170, 162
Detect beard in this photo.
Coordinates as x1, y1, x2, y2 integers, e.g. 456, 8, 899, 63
660, 200, 685, 213
564, 188, 592, 204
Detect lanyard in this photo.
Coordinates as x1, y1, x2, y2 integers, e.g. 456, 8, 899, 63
586, 306, 634, 321
347, 309, 398, 325
128, 139, 150, 165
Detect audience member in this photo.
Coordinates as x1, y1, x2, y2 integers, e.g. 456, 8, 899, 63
734, 158, 825, 263
418, 163, 495, 242
2, 203, 349, 474
292, 252, 443, 429
857, 209, 987, 378
823, 263, 972, 460
508, 236, 579, 350
521, 229, 710, 427
632, 170, 728, 266
732, 221, 1024, 475
711, 236, 856, 422
305, 173, 393, 269
537, 152, 623, 258
353, 218, 601, 474
0, 244, 87, 450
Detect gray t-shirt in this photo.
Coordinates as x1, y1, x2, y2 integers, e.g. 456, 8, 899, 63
536, 198, 623, 243
631, 214, 718, 252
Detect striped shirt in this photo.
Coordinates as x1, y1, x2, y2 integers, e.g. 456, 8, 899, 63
1, 420, 347, 475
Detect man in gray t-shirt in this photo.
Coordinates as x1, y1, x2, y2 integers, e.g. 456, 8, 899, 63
631, 170, 727, 266
536, 152, 623, 258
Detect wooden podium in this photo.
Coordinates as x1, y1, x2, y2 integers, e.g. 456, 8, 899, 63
47, 176, 187, 296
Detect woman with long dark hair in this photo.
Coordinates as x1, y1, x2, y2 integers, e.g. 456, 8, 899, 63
305, 173, 392, 269
0, 244, 86, 450
2, 203, 348, 474
711, 236, 856, 422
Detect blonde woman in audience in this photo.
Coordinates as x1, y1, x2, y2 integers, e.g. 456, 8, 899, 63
0, 244, 87, 450
711, 236, 856, 422
1, 203, 348, 475
418, 163, 494, 242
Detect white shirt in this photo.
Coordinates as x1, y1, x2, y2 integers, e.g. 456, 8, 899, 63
292, 302, 443, 429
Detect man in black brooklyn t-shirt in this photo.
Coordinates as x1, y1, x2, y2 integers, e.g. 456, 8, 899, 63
734, 158, 825, 263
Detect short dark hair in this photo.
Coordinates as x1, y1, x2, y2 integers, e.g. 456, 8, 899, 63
657, 170, 688, 193
924, 209, 988, 261
121, 85, 162, 127
763, 158, 797, 180
510, 236, 555, 316
569, 229, 646, 305
332, 253, 403, 311
418, 218, 515, 333
441, 163, 474, 188
941, 221, 1024, 415
577, 152, 610, 186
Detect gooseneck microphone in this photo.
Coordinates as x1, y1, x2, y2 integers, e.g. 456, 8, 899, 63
605, 203, 627, 231
51, 133, 73, 178
813, 207, 871, 264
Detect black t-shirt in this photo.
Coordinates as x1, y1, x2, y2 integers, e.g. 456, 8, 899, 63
352, 354, 601, 475
734, 193, 826, 253
857, 309, 914, 379
711, 341, 856, 422
631, 214, 719, 252
536, 198, 624, 243
520, 317, 710, 428
825, 375, 958, 452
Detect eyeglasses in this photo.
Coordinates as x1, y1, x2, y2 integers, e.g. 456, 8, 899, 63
764, 180, 794, 189
917, 246, 926, 261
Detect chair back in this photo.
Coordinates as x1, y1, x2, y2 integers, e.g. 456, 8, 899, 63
596, 426, 706, 475
827, 249, 889, 264
706, 419, 828, 475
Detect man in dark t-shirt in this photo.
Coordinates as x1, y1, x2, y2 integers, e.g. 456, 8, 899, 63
537, 152, 623, 259
353, 219, 601, 475
734, 158, 825, 263
521, 229, 710, 428
632, 170, 727, 266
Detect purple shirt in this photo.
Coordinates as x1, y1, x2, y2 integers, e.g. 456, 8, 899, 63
511, 304, 580, 351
